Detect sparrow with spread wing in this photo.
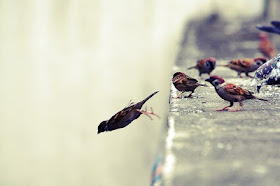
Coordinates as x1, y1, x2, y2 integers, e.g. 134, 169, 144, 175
258, 33, 277, 59
98, 91, 160, 134
257, 21, 280, 35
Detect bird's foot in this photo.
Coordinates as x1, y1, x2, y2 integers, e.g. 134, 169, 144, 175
138, 107, 161, 120
216, 108, 229, 111
216, 106, 231, 111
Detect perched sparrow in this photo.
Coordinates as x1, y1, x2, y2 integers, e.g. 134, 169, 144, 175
257, 21, 280, 35
188, 57, 216, 77
172, 72, 206, 98
205, 75, 267, 112
254, 53, 280, 92
98, 91, 160, 134
258, 33, 277, 59
220, 57, 267, 78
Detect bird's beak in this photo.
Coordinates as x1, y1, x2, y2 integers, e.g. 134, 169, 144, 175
205, 78, 210, 82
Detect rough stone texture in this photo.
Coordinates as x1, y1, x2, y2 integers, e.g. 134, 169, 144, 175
163, 14, 280, 186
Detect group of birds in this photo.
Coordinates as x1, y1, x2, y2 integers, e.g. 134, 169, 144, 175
98, 21, 279, 134
172, 55, 268, 112
172, 23, 280, 112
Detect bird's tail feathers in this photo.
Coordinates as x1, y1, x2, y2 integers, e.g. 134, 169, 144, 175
141, 91, 159, 105
199, 83, 208, 87
188, 66, 196, 70
255, 96, 268, 101
216, 64, 229, 67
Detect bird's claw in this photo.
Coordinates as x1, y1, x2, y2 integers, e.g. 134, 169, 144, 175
137, 107, 161, 120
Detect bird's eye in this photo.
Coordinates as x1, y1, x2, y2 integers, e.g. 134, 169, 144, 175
206, 61, 210, 67
213, 80, 220, 85
257, 62, 262, 66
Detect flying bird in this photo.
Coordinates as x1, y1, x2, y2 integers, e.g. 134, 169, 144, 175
205, 75, 267, 112
188, 57, 216, 77
98, 91, 160, 134
172, 72, 206, 98
218, 57, 267, 78
257, 21, 280, 35
258, 33, 277, 59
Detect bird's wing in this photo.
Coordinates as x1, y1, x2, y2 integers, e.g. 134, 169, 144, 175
197, 59, 205, 69
184, 75, 198, 83
109, 105, 134, 124
229, 60, 240, 66
239, 59, 252, 67
224, 83, 251, 96
271, 21, 280, 28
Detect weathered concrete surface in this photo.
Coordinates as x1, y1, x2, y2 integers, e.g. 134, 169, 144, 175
163, 14, 280, 186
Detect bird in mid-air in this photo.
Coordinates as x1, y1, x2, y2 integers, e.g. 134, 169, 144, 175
205, 75, 267, 112
98, 91, 160, 134
257, 21, 280, 35
258, 33, 277, 59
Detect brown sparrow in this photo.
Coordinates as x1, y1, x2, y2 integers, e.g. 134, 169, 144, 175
188, 57, 216, 77
220, 57, 267, 78
98, 91, 160, 134
258, 33, 277, 59
205, 75, 267, 112
172, 72, 206, 98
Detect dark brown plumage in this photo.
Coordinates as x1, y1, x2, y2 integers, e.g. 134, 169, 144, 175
98, 91, 159, 134
172, 72, 206, 98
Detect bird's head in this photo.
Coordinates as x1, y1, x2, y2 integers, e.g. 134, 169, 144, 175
254, 57, 267, 67
173, 72, 186, 79
205, 75, 225, 87
97, 121, 107, 134
205, 57, 216, 71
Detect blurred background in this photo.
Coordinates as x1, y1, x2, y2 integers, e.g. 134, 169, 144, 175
0, 0, 276, 186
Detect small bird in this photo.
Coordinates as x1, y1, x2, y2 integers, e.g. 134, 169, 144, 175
98, 91, 160, 134
257, 21, 280, 35
205, 75, 267, 112
172, 72, 206, 98
258, 33, 277, 59
188, 57, 216, 77
219, 57, 267, 78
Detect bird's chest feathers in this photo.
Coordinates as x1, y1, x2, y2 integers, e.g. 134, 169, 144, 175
215, 82, 226, 90
215, 83, 228, 97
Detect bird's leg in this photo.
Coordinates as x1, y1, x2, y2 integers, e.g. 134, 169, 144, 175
137, 107, 160, 120
245, 72, 253, 78
228, 101, 243, 112
238, 72, 243, 78
176, 91, 185, 98
217, 102, 234, 111
187, 91, 194, 97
